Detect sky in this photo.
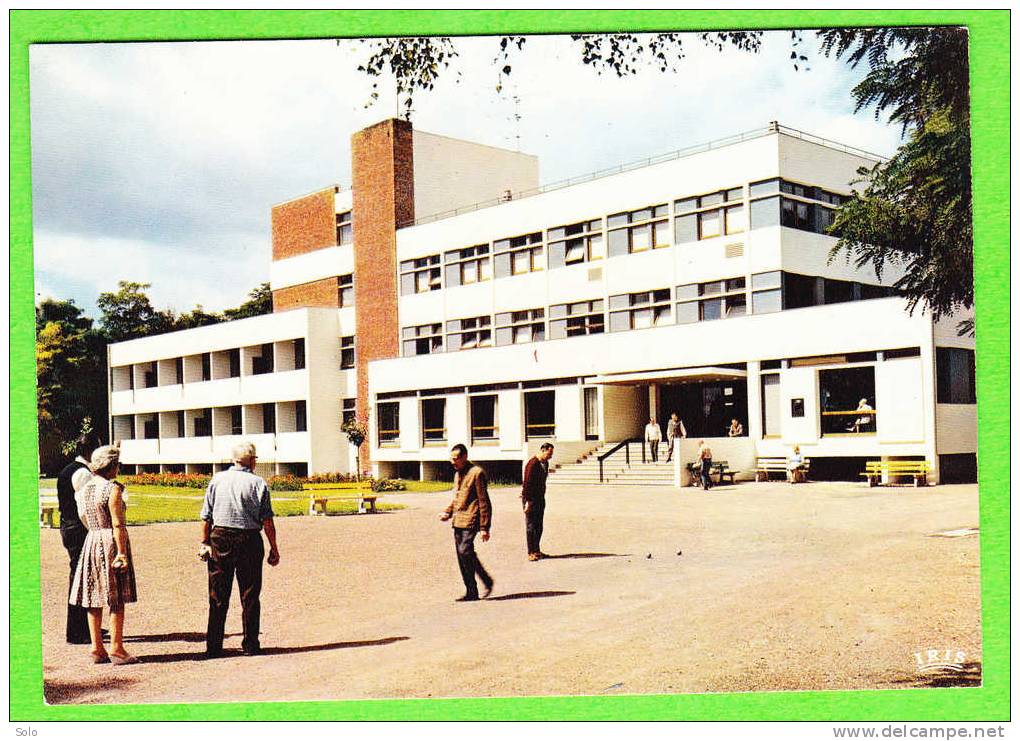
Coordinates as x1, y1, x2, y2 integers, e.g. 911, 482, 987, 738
29, 32, 904, 319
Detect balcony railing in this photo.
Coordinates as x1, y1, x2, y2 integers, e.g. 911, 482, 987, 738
821, 409, 877, 436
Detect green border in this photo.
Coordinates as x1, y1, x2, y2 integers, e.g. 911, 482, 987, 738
10, 9, 1009, 721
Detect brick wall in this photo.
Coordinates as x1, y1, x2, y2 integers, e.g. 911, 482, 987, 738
351, 119, 415, 470
271, 187, 337, 261
272, 277, 340, 312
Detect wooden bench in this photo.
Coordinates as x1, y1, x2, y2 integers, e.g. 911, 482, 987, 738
303, 483, 380, 515
755, 457, 810, 483
40, 496, 58, 528
861, 460, 929, 487
686, 461, 739, 487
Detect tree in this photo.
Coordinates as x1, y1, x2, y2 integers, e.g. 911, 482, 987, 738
35, 299, 108, 474
96, 281, 174, 342
341, 418, 367, 480
818, 28, 972, 331
223, 282, 273, 321
353, 29, 972, 329
173, 305, 225, 330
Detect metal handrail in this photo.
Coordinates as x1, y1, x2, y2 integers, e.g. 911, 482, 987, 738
597, 438, 642, 483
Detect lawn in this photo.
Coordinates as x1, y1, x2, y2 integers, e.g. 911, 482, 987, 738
40, 483, 406, 526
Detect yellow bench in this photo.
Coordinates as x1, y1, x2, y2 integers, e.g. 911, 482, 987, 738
861, 460, 930, 487
302, 483, 379, 515
40, 496, 58, 528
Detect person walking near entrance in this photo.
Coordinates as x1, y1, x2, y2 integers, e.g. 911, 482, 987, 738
664, 413, 686, 463
697, 439, 714, 490
440, 444, 494, 601
522, 443, 554, 561
644, 417, 663, 462
199, 442, 280, 658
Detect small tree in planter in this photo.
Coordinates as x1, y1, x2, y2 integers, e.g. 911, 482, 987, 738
341, 418, 368, 482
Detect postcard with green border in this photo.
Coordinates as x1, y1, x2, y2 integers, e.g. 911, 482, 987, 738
10, 9, 1009, 721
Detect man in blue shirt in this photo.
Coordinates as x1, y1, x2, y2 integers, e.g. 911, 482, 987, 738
198, 442, 280, 658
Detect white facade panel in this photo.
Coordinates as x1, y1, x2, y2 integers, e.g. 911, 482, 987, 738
497, 390, 523, 452
875, 358, 926, 443
269, 245, 354, 291
276, 432, 311, 461
412, 130, 540, 221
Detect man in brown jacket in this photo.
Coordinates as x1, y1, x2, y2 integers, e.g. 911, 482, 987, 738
521, 443, 554, 561
440, 444, 494, 601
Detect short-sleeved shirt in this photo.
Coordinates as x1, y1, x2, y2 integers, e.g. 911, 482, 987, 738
200, 465, 274, 530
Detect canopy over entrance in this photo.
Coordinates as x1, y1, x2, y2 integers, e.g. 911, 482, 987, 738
591, 366, 747, 386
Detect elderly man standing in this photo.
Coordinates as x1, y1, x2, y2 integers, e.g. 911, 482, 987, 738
198, 442, 280, 658
440, 444, 493, 602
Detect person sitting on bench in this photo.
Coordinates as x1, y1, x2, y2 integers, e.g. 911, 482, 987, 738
787, 446, 806, 483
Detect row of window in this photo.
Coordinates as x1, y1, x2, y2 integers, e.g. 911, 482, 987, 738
397, 178, 849, 296
115, 401, 307, 439
112, 340, 306, 390
399, 272, 896, 356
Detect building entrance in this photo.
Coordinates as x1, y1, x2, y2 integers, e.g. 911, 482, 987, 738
659, 380, 749, 439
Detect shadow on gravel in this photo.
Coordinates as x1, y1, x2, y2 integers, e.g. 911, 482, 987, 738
542, 552, 628, 560
487, 590, 575, 601
889, 661, 982, 688
136, 636, 411, 663
125, 631, 240, 643
44, 676, 138, 704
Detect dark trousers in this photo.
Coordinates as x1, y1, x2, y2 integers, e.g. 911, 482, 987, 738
525, 499, 545, 554
60, 524, 90, 643
454, 527, 492, 598
700, 458, 713, 490
647, 440, 660, 462
207, 527, 264, 655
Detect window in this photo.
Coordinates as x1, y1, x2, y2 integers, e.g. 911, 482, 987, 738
342, 398, 356, 426
400, 255, 441, 295
607, 204, 669, 256
524, 390, 555, 440
295, 400, 307, 433
230, 406, 243, 435
201, 353, 211, 381
293, 338, 306, 370
228, 348, 241, 378
421, 397, 447, 444
338, 274, 354, 307
495, 308, 545, 346
194, 409, 212, 438
175, 410, 185, 438
820, 366, 876, 435
377, 402, 400, 444
609, 288, 672, 331
174, 357, 183, 384
143, 364, 157, 388
676, 278, 746, 323
549, 299, 605, 339
750, 271, 782, 314
494, 233, 544, 277
446, 316, 492, 351
761, 374, 781, 437
262, 403, 276, 434
340, 336, 355, 369
252, 344, 274, 375
548, 219, 604, 268
444, 245, 491, 287
749, 179, 844, 235
470, 395, 499, 443
401, 323, 443, 356
936, 348, 976, 404
674, 188, 744, 244
336, 211, 353, 245
823, 278, 855, 305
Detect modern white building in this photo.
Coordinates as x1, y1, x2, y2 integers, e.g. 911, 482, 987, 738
108, 120, 977, 484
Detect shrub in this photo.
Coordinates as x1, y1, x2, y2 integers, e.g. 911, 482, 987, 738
267, 475, 305, 491
306, 471, 361, 484
370, 478, 407, 493
120, 472, 211, 489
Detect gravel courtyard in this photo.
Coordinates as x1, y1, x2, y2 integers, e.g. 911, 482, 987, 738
38, 481, 981, 705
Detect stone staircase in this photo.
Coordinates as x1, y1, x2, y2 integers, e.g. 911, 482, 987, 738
548, 441, 676, 487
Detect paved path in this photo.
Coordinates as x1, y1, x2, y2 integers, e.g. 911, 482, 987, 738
39, 481, 981, 704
